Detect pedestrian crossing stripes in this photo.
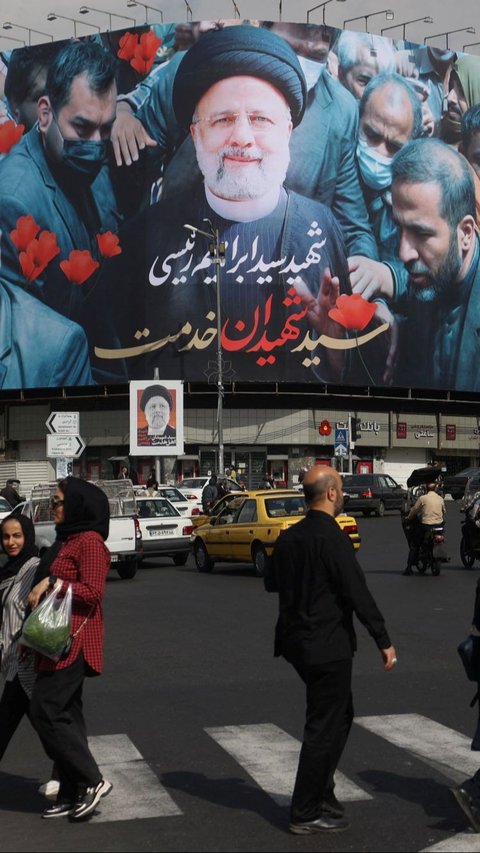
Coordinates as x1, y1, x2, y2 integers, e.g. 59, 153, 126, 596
89, 734, 182, 823
205, 722, 372, 807
81, 717, 480, 851
356, 714, 479, 782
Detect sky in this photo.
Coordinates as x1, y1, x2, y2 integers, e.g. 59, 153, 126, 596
0, 0, 478, 53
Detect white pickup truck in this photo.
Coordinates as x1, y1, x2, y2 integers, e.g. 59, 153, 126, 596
21, 479, 142, 579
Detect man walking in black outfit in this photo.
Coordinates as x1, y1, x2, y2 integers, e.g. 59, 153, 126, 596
266, 465, 397, 835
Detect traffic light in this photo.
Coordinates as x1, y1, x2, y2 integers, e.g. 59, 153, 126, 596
350, 417, 362, 442
319, 419, 332, 436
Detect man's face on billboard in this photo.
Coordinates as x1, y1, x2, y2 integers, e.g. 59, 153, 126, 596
40, 72, 117, 163
144, 396, 171, 433
392, 180, 463, 302
340, 47, 379, 101
360, 85, 414, 159
191, 76, 292, 201
462, 129, 480, 181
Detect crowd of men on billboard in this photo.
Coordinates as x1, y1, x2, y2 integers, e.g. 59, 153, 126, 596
0, 22, 479, 387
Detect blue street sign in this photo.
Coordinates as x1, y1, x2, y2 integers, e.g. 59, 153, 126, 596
334, 427, 348, 458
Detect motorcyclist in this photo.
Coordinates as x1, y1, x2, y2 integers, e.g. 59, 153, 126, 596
402, 481, 446, 575
463, 489, 480, 550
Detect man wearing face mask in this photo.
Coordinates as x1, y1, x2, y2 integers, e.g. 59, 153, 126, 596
0, 39, 123, 383
346, 74, 423, 382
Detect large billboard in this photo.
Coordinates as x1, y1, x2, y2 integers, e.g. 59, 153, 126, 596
0, 20, 478, 392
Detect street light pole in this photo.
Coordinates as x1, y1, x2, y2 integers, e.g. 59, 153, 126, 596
184, 221, 225, 475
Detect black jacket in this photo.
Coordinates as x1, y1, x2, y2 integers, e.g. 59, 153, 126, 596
266, 509, 391, 667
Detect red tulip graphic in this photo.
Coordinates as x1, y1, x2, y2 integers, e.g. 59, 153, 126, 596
60, 250, 100, 285
130, 31, 162, 75
97, 231, 122, 258
328, 293, 377, 384
328, 293, 377, 332
0, 119, 24, 154
19, 231, 60, 283
11, 214, 41, 252
117, 31, 139, 62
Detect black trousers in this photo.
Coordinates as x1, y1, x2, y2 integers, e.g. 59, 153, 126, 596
29, 653, 101, 801
290, 658, 354, 822
0, 674, 31, 761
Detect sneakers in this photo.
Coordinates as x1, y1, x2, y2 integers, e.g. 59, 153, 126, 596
42, 800, 74, 819
289, 813, 350, 834
38, 780, 61, 800
69, 779, 113, 821
451, 783, 480, 832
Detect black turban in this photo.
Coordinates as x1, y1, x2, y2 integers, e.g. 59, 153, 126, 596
172, 25, 306, 130
140, 384, 173, 412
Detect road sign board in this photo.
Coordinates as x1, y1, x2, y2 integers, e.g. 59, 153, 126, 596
46, 434, 85, 459
334, 427, 348, 457
46, 412, 80, 435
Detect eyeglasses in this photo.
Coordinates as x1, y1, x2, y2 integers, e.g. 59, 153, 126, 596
192, 110, 290, 134
50, 497, 64, 508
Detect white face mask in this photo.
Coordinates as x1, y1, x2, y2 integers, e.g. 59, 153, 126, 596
356, 135, 393, 191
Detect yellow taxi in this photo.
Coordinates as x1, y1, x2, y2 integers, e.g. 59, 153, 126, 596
191, 489, 361, 576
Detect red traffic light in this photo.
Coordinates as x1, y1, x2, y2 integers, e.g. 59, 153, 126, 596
319, 419, 332, 436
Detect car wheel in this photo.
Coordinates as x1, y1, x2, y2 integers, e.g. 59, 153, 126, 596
431, 560, 441, 576
376, 501, 385, 518
194, 541, 214, 573
116, 560, 137, 579
173, 552, 189, 566
460, 535, 476, 569
252, 544, 269, 577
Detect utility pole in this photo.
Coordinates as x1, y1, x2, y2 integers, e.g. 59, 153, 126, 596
184, 220, 225, 474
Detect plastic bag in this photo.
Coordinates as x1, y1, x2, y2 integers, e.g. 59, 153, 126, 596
21, 584, 72, 661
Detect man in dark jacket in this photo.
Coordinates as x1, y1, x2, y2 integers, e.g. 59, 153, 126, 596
202, 476, 218, 512
0, 479, 23, 507
266, 465, 396, 835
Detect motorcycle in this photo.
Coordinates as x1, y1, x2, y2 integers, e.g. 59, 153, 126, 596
401, 514, 445, 576
460, 519, 480, 568
459, 478, 480, 568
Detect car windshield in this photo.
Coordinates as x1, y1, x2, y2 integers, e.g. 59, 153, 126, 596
342, 475, 373, 487
264, 496, 306, 517
137, 499, 179, 518
159, 488, 186, 503
0, 498, 12, 512
179, 479, 206, 489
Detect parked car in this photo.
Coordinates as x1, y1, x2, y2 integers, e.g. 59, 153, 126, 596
22, 480, 142, 579
176, 476, 244, 510
0, 497, 14, 520
342, 473, 408, 517
134, 484, 198, 518
136, 496, 193, 565
191, 489, 361, 576
443, 467, 480, 500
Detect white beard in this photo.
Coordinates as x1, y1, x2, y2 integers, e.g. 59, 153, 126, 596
195, 138, 290, 201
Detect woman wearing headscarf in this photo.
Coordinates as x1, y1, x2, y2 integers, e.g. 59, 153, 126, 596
0, 513, 40, 759
27, 477, 112, 822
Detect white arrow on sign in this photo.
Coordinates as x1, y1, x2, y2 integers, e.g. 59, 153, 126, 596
46, 434, 86, 459
46, 412, 80, 435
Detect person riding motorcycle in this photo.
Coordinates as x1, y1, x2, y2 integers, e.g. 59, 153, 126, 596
463, 489, 480, 550
403, 481, 446, 575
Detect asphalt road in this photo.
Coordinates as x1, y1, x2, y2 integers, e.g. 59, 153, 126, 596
2, 501, 480, 852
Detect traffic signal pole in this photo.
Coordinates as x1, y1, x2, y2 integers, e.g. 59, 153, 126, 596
348, 413, 353, 475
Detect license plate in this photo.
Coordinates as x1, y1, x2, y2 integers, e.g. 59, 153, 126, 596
149, 529, 170, 536
348, 493, 359, 498
110, 554, 118, 562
